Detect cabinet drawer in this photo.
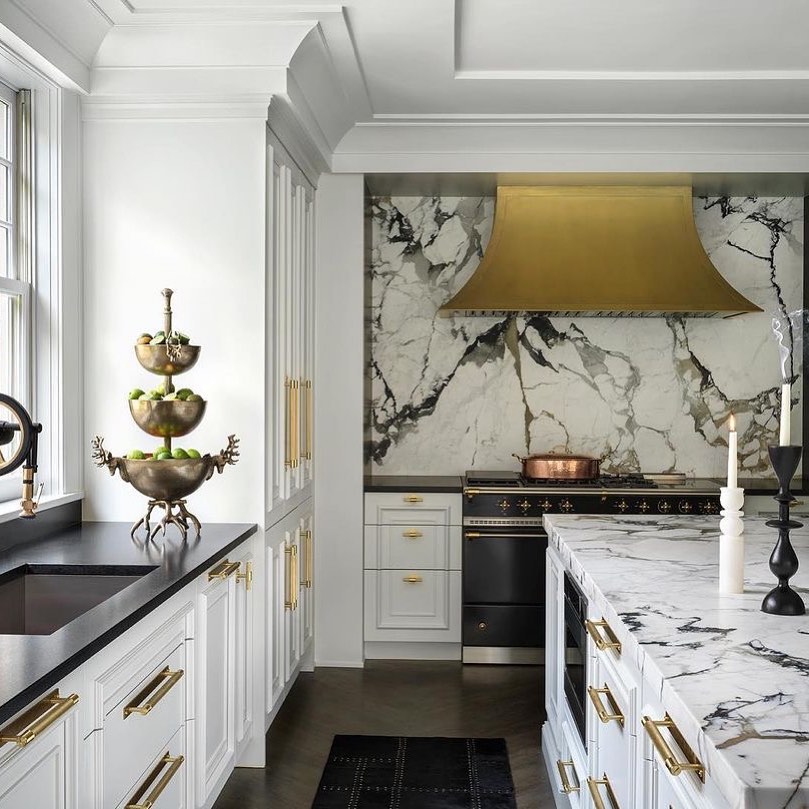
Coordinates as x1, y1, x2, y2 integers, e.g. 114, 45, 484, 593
463, 605, 544, 647
364, 524, 461, 570
364, 570, 461, 642
118, 723, 187, 809
104, 643, 186, 809
364, 493, 462, 526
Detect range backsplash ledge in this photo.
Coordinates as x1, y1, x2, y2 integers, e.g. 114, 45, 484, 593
366, 195, 804, 478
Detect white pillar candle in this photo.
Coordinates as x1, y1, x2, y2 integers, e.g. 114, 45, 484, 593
719, 534, 745, 594
726, 414, 737, 489
779, 382, 791, 446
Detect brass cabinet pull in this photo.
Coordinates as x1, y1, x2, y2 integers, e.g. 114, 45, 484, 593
284, 376, 292, 468
236, 560, 253, 591
403, 529, 423, 538
207, 559, 240, 581
642, 713, 705, 782
301, 530, 313, 588
0, 690, 78, 748
403, 494, 423, 503
587, 774, 621, 809
588, 684, 625, 725
555, 759, 579, 794
402, 575, 423, 583
585, 618, 622, 654
126, 753, 184, 809
302, 379, 313, 461
285, 544, 299, 610
124, 667, 184, 718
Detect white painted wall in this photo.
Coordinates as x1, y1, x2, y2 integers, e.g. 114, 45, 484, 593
82, 115, 267, 524
314, 173, 365, 667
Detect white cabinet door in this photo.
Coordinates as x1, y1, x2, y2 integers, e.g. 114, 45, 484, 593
545, 548, 564, 738
265, 539, 286, 712
0, 689, 80, 809
233, 545, 254, 750
196, 562, 236, 804
299, 511, 314, 658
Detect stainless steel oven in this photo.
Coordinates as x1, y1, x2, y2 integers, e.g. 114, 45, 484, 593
563, 570, 588, 747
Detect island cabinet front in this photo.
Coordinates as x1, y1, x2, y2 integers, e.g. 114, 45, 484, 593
543, 544, 732, 809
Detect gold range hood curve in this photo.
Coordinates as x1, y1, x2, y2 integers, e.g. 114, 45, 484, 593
439, 186, 761, 318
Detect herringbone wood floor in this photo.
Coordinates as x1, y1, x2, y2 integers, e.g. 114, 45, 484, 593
213, 661, 554, 809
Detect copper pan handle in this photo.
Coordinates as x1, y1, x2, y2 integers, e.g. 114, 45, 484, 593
512, 453, 526, 463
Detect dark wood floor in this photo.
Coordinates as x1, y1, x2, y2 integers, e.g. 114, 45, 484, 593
213, 661, 555, 809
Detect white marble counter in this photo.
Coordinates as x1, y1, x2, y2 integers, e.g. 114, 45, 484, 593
544, 514, 809, 809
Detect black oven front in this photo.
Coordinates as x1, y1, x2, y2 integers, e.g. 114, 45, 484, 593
563, 570, 587, 748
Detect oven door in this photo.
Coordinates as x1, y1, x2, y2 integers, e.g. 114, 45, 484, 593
563, 574, 588, 747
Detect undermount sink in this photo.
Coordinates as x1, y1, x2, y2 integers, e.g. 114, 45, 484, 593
0, 565, 157, 635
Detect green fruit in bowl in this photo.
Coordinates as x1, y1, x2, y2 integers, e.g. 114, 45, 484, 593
187, 448, 201, 459
150, 331, 166, 345
127, 449, 145, 460
163, 392, 177, 401
186, 393, 203, 402
136, 333, 152, 345
138, 392, 151, 401
155, 451, 173, 461
172, 448, 189, 460
175, 388, 193, 401
128, 388, 145, 400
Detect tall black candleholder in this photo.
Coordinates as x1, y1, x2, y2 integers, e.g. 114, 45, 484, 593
762, 445, 806, 615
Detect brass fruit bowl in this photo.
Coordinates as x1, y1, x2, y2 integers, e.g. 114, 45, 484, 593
135, 344, 200, 376
121, 456, 215, 500
129, 398, 206, 438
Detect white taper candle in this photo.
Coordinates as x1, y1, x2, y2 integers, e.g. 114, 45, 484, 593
727, 413, 737, 489
779, 382, 791, 446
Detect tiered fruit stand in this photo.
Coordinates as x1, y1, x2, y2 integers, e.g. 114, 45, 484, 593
92, 288, 239, 541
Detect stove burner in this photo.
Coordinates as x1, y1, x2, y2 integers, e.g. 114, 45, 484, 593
520, 473, 658, 489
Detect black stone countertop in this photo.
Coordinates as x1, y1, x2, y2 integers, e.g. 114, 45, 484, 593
0, 521, 256, 726
363, 475, 463, 493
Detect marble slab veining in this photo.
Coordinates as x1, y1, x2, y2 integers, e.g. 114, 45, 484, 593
368, 196, 804, 479
544, 513, 809, 809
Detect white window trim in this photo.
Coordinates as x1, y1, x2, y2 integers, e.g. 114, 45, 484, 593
0, 40, 80, 508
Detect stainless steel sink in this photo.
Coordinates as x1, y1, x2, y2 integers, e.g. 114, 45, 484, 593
0, 565, 157, 635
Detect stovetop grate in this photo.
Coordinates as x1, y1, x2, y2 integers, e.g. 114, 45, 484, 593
464, 470, 658, 489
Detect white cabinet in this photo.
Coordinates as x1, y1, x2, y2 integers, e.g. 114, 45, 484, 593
267, 130, 316, 517
233, 545, 255, 752
545, 548, 564, 740
265, 538, 286, 713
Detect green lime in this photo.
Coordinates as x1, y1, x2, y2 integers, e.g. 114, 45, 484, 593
128, 388, 145, 400
172, 448, 189, 460
175, 388, 193, 401
187, 448, 201, 459
156, 451, 173, 461
163, 392, 177, 401
186, 393, 203, 402
127, 449, 145, 460
138, 392, 151, 400
150, 331, 166, 345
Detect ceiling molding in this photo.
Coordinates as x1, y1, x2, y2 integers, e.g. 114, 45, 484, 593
81, 93, 275, 120
364, 114, 809, 126
268, 94, 329, 184
454, 69, 809, 82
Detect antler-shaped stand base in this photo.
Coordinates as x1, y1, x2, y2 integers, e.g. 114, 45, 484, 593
131, 498, 202, 543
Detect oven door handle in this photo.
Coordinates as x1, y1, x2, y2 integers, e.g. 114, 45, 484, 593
465, 531, 545, 539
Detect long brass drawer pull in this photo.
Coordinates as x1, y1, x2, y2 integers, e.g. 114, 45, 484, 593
585, 618, 622, 654
303, 379, 313, 461
284, 376, 292, 468
291, 378, 300, 468
301, 530, 313, 588
207, 559, 240, 581
285, 545, 298, 610
126, 753, 184, 809
236, 560, 253, 591
587, 774, 621, 809
402, 575, 423, 583
556, 759, 579, 794
0, 690, 78, 748
403, 529, 423, 538
642, 713, 705, 782
124, 667, 184, 718
403, 494, 423, 503
588, 684, 625, 725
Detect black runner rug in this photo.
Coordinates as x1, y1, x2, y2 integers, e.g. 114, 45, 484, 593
311, 735, 517, 808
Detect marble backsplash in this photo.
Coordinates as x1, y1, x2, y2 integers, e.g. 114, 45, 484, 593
366, 195, 804, 478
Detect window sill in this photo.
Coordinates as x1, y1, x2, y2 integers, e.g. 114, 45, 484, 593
0, 492, 82, 525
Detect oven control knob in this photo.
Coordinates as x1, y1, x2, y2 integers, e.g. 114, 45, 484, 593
701, 500, 719, 515
477, 622, 488, 631
678, 500, 693, 514
518, 499, 531, 514
497, 498, 511, 513
616, 499, 629, 513
658, 500, 672, 514
638, 499, 650, 513
560, 498, 574, 513
540, 498, 553, 512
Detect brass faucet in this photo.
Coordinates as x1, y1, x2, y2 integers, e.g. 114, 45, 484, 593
0, 393, 43, 518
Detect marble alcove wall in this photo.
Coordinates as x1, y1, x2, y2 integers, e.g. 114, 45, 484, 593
366, 195, 804, 478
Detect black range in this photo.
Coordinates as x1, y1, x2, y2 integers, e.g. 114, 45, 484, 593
461, 470, 721, 664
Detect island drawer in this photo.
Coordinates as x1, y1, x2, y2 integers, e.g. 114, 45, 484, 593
462, 605, 544, 648
364, 492, 462, 526
364, 524, 461, 570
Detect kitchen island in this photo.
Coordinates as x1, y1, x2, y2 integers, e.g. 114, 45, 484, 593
543, 513, 809, 809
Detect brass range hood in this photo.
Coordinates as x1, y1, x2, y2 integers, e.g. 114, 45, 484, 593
439, 186, 761, 318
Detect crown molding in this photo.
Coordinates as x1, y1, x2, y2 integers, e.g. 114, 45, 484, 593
268, 94, 329, 184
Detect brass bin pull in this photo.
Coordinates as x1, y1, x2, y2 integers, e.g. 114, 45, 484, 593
284, 376, 292, 468
303, 379, 313, 461
403, 529, 423, 538
403, 494, 423, 503
585, 618, 622, 654
301, 530, 313, 588
126, 753, 184, 809
292, 378, 300, 468
236, 560, 253, 591
587, 774, 621, 809
0, 690, 79, 748
124, 667, 184, 718
285, 545, 298, 610
207, 559, 240, 581
642, 714, 705, 782
403, 575, 423, 583
555, 759, 579, 794
588, 685, 625, 725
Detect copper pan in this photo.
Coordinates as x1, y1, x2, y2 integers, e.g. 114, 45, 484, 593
512, 452, 600, 480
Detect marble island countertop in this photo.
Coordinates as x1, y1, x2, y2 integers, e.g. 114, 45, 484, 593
544, 514, 809, 809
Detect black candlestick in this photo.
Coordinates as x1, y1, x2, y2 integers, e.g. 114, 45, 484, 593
762, 445, 805, 615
